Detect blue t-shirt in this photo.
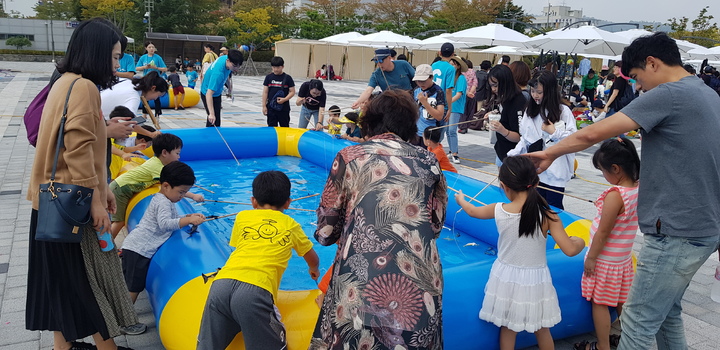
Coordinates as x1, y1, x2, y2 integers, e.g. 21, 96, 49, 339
136, 54, 166, 76
451, 74, 467, 114
186, 70, 198, 86
368, 60, 415, 91
413, 83, 446, 136
432, 60, 456, 111
118, 53, 135, 73
345, 126, 362, 138
201, 55, 231, 97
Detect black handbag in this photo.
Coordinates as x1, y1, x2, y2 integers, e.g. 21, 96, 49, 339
36, 78, 93, 243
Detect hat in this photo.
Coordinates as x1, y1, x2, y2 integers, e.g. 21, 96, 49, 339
338, 115, 355, 123
591, 99, 605, 109
413, 64, 433, 81
220, 46, 228, 51
704, 65, 714, 73
449, 56, 468, 73
440, 42, 454, 57
371, 49, 392, 63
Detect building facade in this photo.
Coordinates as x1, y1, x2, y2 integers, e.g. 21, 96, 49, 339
0, 18, 75, 51
532, 5, 596, 30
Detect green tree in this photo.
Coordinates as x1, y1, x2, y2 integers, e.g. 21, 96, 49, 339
6, 36, 32, 51
80, 0, 135, 31
33, 0, 82, 21
233, 7, 283, 49
149, 0, 220, 35
431, 0, 500, 33
0, 2, 8, 18
365, 0, 438, 28
495, 0, 532, 33
665, 6, 720, 47
296, 11, 335, 40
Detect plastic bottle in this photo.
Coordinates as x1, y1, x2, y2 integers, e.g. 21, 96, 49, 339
97, 229, 115, 252
711, 265, 720, 303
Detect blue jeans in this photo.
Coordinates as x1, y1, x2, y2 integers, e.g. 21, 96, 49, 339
618, 233, 720, 350
298, 105, 319, 129
445, 112, 461, 154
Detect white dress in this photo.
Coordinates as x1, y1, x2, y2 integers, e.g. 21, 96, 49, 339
478, 204, 561, 333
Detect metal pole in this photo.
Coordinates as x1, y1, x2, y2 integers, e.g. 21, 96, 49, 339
49, 1, 55, 62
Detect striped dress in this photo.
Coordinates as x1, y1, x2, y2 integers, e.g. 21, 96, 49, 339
581, 185, 639, 306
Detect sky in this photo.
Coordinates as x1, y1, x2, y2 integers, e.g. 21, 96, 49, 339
513, 0, 720, 25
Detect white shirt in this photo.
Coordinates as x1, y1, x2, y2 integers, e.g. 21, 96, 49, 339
100, 79, 141, 120
507, 104, 576, 187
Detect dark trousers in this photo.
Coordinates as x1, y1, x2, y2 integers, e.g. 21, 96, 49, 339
537, 182, 565, 210
202, 94, 222, 127
266, 107, 290, 127
154, 97, 162, 117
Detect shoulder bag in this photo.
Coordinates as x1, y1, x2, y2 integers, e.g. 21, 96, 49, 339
36, 78, 93, 243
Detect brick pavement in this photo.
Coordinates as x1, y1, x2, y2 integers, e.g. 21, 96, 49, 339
0, 62, 718, 349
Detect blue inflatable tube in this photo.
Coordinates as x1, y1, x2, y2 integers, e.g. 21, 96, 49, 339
125, 127, 595, 349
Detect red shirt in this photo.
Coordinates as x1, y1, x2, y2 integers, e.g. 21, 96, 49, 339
428, 144, 457, 173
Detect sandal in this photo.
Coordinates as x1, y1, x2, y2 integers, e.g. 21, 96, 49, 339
573, 340, 598, 350
609, 334, 621, 347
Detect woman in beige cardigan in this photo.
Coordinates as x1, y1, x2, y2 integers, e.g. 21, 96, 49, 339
26, 18, 138, 350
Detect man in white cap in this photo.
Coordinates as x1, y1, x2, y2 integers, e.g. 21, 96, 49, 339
351, 48, 415, 109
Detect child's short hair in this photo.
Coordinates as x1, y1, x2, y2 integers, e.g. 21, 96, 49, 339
328, 105, 340, 115
423, 126, 442, 143
136, 125, 157, 143
160, 161, 195, 187
168, 66, 177, 73
252, 170, 290, 208
592, 137, 641, 182
571, 84, 580, 92
152, 133, 183, 157
109, 105, 135, 119
270, 56, 285, 67
186, 65, 195, 70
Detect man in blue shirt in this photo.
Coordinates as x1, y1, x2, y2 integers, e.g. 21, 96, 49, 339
200, 49, 243, 127
351, 48, 415, 109
115, 36, 136, 79
412, 64, 446, 146
432, 43, 456, 122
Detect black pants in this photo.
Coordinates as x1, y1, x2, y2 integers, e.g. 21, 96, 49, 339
266, 106, 290, 127
154, 97, 162, 117
537, 182, 565, 210
202, 94, 222, 127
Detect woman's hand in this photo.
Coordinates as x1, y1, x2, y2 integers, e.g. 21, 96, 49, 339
541, 121, 556, 134
207, 114, 216, 125
92, 194, 111, 235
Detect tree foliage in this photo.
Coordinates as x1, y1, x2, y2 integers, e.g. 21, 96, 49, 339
6, 36, 32, 50
33, 0, 82, 21
365, 0, 438, 28
80, 0, 134, 31
233, 7, 283, 49
664, 6, 720, 48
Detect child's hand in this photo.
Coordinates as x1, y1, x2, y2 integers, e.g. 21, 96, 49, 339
189, 213, 205, 226
309, 267, 320, 281
121, 152, 139, 162
454, 190, 466, 204
190, 193, 204, 203
584, 256, 596, 277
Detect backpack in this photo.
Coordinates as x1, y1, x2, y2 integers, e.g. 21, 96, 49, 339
268, 74, 288, 111
24, 70, 62, 147
615, 78, 636, 110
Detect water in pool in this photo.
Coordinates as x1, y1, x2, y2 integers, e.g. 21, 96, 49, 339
185, 157, 494, 291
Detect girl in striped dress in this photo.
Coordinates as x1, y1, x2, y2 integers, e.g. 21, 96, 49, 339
576, 137, 640, 350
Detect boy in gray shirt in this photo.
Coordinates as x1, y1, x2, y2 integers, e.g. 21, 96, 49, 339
121, 161, 205, 304
527, 32, 720, 349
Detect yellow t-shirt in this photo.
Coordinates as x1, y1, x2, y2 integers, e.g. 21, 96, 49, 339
215, 209, 314, 299
114, 156, 163, 188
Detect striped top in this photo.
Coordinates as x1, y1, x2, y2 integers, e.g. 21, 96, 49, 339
590, 185, 639, 264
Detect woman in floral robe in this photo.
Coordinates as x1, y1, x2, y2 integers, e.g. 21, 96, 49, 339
310, 90, 448, 350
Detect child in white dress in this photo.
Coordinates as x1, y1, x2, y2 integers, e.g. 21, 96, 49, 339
455, 155, 585, 350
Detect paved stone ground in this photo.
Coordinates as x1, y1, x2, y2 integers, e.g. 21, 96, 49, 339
0, 61, 718, 349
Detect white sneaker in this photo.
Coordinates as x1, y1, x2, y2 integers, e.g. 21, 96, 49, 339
121, 322, 147, 335
451, 155, 460, 164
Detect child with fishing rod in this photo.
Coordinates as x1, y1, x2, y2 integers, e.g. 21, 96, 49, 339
119, 161, 205, 335
197, 170, 319, 350
455, 155, 585, 350
574, 137, 640, 350
109, 133, 204, 239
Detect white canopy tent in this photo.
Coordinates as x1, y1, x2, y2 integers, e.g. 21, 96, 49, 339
446, 23, 530, 48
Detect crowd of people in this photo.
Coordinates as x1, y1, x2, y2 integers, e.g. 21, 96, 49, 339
25, 16, 720, 350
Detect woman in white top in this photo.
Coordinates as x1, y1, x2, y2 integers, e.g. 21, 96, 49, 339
101, 72, 168, 139
507, 70, 576, 209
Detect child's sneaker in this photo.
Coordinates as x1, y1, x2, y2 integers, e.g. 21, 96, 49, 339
451, 154, 460, 164
121, 322, 147, 335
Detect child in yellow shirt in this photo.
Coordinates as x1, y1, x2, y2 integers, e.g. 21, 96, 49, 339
197, 170, 319, 350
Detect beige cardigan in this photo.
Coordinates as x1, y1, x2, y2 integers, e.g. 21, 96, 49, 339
28, 73, 108, 210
